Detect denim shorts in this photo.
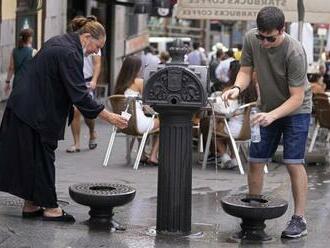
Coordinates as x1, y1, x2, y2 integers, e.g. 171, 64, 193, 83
249, 113, 311, 165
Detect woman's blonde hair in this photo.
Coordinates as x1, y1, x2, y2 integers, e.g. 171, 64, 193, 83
68, 15, 106, 40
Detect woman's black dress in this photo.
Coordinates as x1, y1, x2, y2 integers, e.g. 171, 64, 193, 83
0, 33, 104, 208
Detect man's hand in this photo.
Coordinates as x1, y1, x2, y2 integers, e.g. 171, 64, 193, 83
221, 87, 240, 107
109, 112, 128, 129
88, 80, 97, 90
252, 112, 276, 127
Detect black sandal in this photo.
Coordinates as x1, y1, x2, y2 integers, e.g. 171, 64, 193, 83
88, 139, 97, 150
43, 210, 75, 223
22, 208, 44, 218
146, 159, 159, 166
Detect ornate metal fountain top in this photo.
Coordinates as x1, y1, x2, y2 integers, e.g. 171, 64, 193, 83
143, 38, 208, 107
168, 39, 188, 64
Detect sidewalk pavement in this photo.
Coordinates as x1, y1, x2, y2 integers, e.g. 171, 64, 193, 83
0, 113, 329, 247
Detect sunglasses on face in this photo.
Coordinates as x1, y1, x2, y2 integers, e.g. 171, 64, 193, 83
255, 33, 277, 43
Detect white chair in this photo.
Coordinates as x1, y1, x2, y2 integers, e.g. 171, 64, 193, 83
103, 95, 157, 170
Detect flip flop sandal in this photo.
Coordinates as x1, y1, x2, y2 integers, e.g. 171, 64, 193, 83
140, 155, 149, 164
43, 210, 75, 222
146, 159, 159, 166
22, 208, 44, 218
66, 146, 80, 153
88, 139, 97, 150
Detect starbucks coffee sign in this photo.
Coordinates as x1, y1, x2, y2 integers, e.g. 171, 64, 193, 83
176, 0, 330, 23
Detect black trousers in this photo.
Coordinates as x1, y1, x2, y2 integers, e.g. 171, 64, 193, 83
0, 108, 58, 208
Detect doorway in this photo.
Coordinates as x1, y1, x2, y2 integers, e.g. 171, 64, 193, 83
67, 0, 87, 22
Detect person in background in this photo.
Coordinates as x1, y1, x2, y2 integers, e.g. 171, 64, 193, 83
322, 51, 330, 90
0, 16, 127, 222
309, 73, 326, 94
140, 46, 160, 78
159, 51, 170, 64
214, 61, 257, 169
114, 56, 160, 166
187, 42, 207, 66
215, 49, 236, 90
209, 49, 224, 92
222, 6, 311, 239
66, 16, 102, 153
4, 28, 37, 95
234, 44, 243, 61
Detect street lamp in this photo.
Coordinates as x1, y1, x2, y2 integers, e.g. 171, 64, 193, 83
297, 0, 305, 42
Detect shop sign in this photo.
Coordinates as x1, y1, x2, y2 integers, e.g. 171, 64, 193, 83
125, 32, 149, 55
176, 0, 330, 23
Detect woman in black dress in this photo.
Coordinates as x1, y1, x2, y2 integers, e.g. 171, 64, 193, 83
4, 28, 36, 94
0, 17, 127, 222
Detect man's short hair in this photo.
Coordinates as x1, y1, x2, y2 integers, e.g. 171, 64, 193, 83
193, 42, 200, 50
226, 49, 234, 58
216, 49, 223, 58
256, 6, 285, 32
144, 46, 154, 55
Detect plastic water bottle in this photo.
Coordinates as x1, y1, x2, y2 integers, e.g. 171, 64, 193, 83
250, 107, 261, 143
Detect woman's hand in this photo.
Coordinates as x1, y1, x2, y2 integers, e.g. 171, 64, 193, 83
99, 109, 128, 129
109, 112, 128, 129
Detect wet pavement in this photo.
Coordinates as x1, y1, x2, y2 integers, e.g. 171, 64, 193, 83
0, 103, 329, 247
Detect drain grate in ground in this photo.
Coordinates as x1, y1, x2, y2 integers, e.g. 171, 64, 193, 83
0, 196, 70, 208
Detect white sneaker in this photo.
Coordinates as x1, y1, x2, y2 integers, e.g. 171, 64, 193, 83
219, 153, 231, 169
227, 158, 238, 169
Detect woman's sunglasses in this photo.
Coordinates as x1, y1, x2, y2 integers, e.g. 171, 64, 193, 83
255, 33, 277, 43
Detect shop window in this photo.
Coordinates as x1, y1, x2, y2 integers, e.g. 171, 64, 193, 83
16, 0, 42, 48
127, 7, 138, 38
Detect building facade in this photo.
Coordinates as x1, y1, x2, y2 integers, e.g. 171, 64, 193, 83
67, 0, 150, 94
0, 0, 149, 100
0, 0, 67, 100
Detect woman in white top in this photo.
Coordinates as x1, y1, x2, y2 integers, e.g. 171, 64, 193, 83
213, 60, 258, 169
114, 56, 160, 165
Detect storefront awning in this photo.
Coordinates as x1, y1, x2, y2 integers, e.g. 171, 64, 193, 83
176, 0, 330, 24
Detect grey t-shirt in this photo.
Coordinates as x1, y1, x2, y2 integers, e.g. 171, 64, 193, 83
241, 28, 312, 114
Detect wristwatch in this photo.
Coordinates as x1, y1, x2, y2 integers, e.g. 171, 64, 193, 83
231, 85, 241, 95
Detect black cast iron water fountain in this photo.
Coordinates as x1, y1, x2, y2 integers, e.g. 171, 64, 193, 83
69, 183, 136, 231
143, 39, 208, 234
221, 193, 288, 241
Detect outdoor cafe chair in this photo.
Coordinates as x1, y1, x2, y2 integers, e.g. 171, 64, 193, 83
103, 95, 157, 170
308, 93, 330, 152
202, 101, 268, 175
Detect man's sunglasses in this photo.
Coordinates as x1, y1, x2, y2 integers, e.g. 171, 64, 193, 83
255, 33, 277, 42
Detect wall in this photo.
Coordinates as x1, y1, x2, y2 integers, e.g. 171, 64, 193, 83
0, 0, 68, 101
111, 5, 149, 92
0, 0, 17, 100
0, 0, 16, 73
44, 0, 67, 41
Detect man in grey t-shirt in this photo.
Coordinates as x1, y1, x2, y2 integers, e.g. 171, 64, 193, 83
223, 6, 311, 239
